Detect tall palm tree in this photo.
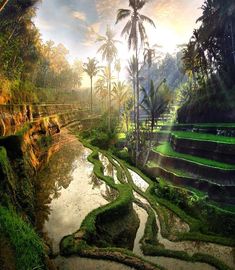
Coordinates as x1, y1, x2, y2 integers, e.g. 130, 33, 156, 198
116, 0, 155, 161
97, 25, 119, 130
83, 57, 99, 112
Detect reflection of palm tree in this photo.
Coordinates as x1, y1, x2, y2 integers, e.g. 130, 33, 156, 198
35, 141, 81, 233
53, 183, 62, 199
107, 162, 114, 177
83, 57, 100, 112
90, 173, 103, 189
116, 0, 155, 162
97, 25, 119, 130
102, 185, 118, 202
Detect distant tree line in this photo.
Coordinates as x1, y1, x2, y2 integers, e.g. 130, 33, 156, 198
0, 0, 83, 103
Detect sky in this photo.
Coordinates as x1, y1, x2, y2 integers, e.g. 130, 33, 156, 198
34, 0, 204, 86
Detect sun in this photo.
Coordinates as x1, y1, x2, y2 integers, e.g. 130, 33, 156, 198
147, 25, 181, 54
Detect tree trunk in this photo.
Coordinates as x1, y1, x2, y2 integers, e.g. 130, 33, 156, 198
108, 62, 111, 131
142, 116, 154, 167
118, 100, 121, 123
133, 78, 137, 133
135, 45, 140, 165
90, 76, 93, 112
148, 65, 150, 92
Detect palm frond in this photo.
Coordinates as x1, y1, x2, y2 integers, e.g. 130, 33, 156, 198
138, 22, 147, 46
116, 9, 131, 24
140, 14, 156, 27
121, 20, 132, 36
137, 0, 147, 10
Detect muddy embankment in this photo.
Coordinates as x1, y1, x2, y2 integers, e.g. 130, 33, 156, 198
0, 106, 95, 270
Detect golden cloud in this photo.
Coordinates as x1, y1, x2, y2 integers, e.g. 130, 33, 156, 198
72, 11, 87, 21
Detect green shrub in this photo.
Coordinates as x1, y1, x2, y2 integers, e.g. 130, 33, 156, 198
0, 206, 45, 270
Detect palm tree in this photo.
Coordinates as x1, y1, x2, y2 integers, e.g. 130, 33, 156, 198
95, 78, 108, 111
141, 79, 172, 132
99, 67, 115, 110
83, 57, 99, 112
141, 79, 172, 166
97, 25, 119, 130
116, 0, 155, 161
112, 81, 130, 121
144, 45, 156, 91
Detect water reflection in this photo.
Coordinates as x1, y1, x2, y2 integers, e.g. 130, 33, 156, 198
35, 131, 110, 254
133, 203, 216, 270
90, 173, 118, 202
129, 170, 149, 192
133, 187, 234, 269
99, 153, 120, 184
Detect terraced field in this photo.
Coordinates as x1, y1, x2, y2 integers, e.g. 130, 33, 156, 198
37, 130, 235, 270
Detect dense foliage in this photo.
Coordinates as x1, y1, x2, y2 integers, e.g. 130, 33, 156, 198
178, 0, 235, 123
0, 1, 83, 104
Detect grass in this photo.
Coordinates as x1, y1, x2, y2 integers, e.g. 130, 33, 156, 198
158, 178, 207, 199
147, 161, 193, 178
0, 206, 45, 270
142, 244, 233, 270
0, 146, 8, 168
172, 131, 235, 144
163, 123, 235, 128
154, 143, 235, 170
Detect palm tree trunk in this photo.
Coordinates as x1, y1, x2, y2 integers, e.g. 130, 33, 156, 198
90, 76, 93, 112
108, 62, 111, 131
133, 78, 136, 133
230, 20, 235, 65
118, 100, 121, 123
135, 46, 140, 165
148, 65, 150, 91
142, 115, 154, 167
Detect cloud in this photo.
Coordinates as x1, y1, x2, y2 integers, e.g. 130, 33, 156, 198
83, 22, 101, 47
72, 11, 87, 21
34, 17, 54, 31
95, 0, 127, 21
